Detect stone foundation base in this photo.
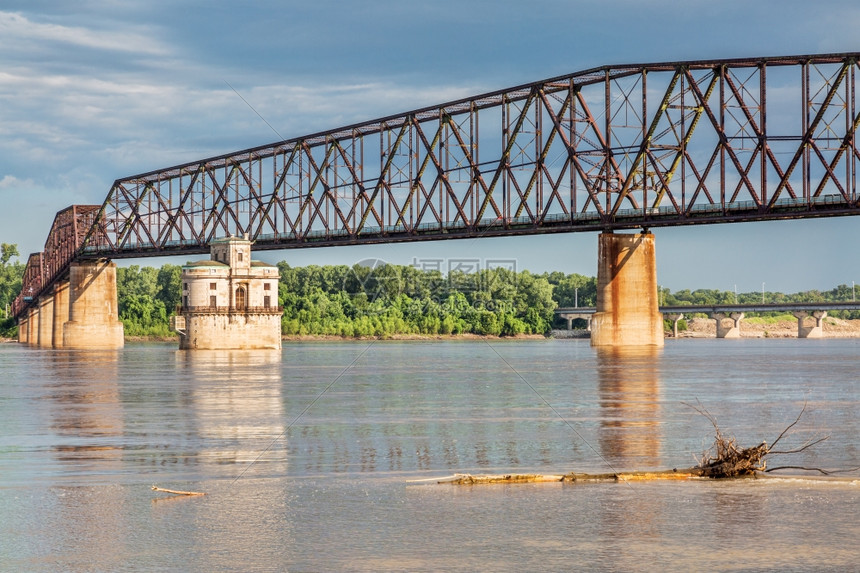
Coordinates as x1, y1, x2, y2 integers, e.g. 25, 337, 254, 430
63, 321, 125, 349
591, 311, 664, 347
179, 313, 282, 350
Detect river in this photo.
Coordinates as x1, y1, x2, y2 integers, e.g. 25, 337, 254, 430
1, 339, 858, 571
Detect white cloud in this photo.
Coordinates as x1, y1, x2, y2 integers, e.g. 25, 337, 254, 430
0, 10, 168, 56
0, 175, 32, 189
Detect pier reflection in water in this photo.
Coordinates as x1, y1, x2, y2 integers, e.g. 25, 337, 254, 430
593, 346, 667, 548
44, 351, 124, 475
37, 351, 126, 571
175, 349, 285, 478
596, 346, 662, 470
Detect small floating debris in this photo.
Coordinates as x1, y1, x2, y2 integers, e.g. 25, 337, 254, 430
151, 485, 207, 496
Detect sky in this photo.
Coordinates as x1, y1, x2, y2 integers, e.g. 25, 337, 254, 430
2, 0, 860, 294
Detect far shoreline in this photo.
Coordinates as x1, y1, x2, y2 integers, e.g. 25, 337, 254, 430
6, 316, 860, 345
7, 319, 860, 346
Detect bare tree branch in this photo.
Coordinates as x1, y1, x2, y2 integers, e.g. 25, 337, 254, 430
769, 400, 809, 450
683, 399, 848, 478
769, 435, 830, 455
765, 465, 860, 475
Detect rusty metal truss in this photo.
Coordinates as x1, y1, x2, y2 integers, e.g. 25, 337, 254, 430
18, 253, 43, 306
14, 53, 860, 319
11, 206, 103, 318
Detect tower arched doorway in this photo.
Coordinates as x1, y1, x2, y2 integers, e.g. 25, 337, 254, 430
235, 286, 247, 310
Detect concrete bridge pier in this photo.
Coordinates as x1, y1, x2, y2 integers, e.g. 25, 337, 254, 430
665, 313, 684, 338
52, 281, 69, 348
794, 310, 827, 338
559, 312, 592, 332
590, 232, 664, 347
17, 315, 28, 343
36, 294, 54, 348
27, 306, 38, 345
712, 312, 744, 338
62, 260, 124, 349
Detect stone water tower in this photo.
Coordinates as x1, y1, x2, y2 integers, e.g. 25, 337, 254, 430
172, 236, 282, 350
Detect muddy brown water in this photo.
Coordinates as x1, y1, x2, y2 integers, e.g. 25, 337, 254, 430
1, 339, 858, 571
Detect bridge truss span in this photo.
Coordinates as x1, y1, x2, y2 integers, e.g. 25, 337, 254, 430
86, 52, 860, 260
13, 53, 860, 319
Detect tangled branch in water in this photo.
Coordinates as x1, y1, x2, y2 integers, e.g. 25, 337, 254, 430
684, 400, 838, 478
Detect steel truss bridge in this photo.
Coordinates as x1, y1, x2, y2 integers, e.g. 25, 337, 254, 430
13, 52, 860, 318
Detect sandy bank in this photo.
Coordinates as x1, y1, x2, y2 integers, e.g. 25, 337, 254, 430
679, 316, 860, 338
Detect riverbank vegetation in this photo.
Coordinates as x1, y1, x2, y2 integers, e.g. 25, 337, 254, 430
115, 264, 860, 338
115, 261, 581, 338
60, 263, 860, 338
1, 241, 860, 339
0, 244, 24, 338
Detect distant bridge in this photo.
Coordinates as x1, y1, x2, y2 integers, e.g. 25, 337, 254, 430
13, 52, 860, 320
556, 302, 860, 338
556, 302, 860, 315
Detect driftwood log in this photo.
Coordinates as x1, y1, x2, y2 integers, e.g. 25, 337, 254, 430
425, 470, 705, 485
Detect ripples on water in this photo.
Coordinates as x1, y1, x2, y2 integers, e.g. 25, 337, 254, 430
0, 339, 858, 571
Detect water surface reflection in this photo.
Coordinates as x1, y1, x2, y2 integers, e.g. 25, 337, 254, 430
175, 350, 286, 479
2, 340, 860, 572
44, 351, 123, 475
596, 346, 662, 469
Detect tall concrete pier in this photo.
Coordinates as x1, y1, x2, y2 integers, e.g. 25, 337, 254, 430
51, 281, 70, 348
36, 294, 54, 348
17, 315, 28, 343
62, 260, 124, 349
591, 232, 664, 347
26, 307, 37, 345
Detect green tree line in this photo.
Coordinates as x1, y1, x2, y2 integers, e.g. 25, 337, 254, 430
2, 241, 860, 338
0, 244, 25, 337
114, 260, 591, 338
116, 264, 182, 337
660, 286, 860, 319
108, 263, 860, 336
275, 262, 573, 337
